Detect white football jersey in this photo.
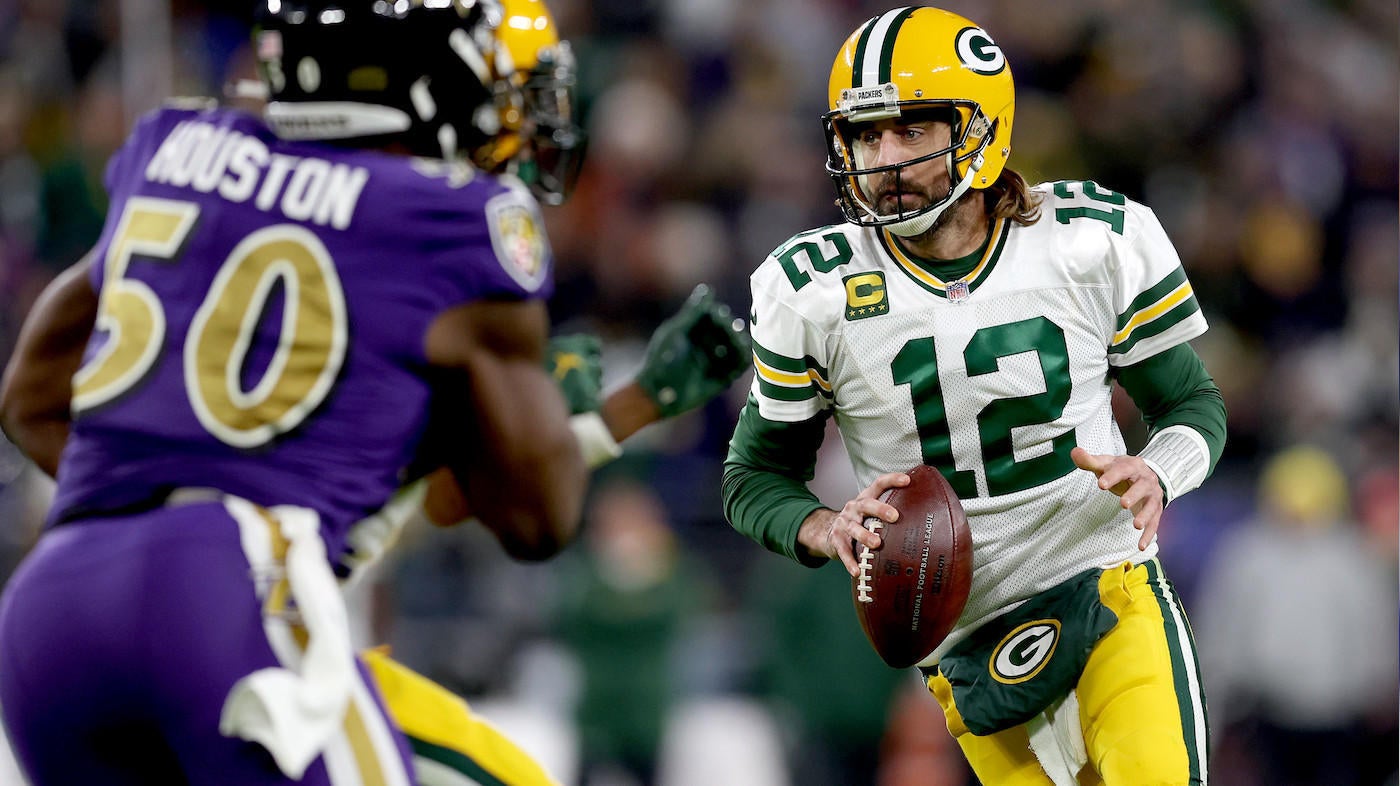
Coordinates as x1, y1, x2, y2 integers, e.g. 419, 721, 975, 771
746, 181, 1208, 663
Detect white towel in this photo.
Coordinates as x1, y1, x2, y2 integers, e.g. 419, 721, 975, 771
219, 498, 356, 779
1026, 689, 1088, 786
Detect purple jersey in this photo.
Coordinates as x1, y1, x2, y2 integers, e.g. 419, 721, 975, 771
51, 105, 554, 560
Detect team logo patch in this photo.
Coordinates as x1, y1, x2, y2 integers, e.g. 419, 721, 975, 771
989, 619, 1060, 684
844, 271, 888, 321
955, 27, 1006, 75
486, 194, 550, 292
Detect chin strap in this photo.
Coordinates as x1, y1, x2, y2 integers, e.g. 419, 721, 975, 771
885, 152, 983, 237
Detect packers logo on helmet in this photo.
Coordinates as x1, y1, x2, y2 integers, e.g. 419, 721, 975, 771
823, 7, 1015, 236
954, 26, 1006, 75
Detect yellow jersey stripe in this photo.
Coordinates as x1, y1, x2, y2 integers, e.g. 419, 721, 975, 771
754, 355, 832, 392
1112, 282, 1194, 346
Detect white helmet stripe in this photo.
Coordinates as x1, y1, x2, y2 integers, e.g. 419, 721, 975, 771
447, 28, 490, 84
409, 77, 436, 121
858, 8, 908, 89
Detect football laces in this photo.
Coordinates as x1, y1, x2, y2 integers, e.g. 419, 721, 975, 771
855, 518, 883, 603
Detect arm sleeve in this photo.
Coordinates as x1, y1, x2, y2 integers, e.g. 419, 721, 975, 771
724, 244, 840, 566
722, 395, 831, 567
1114, 342, 1227, 491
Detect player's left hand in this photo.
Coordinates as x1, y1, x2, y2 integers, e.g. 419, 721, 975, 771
546, 334, 604, 415
636, 284, 751, 418
1071, 447, 1165, 550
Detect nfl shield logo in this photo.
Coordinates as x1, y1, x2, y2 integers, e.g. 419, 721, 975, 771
947, 280, 970, 302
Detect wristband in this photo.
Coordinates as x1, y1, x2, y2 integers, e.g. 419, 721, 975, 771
1137, 425, 1211, 504
570, 411, 623, 469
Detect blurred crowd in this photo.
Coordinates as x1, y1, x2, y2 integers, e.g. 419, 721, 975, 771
0, 1, 1396, 785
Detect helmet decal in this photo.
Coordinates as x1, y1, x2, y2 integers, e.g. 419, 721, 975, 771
295, 57, 320, 93
955, 27, 1006, 75
448, 27, 492, 84
850, 7, 918, 90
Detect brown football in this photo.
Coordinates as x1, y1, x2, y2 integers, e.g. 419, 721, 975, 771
852, 464, 973, 668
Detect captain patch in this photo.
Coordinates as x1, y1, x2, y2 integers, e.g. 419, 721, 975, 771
486, 194, 550, 292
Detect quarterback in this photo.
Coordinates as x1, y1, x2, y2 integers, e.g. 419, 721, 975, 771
0, 0, 747, 784
723, 6, 1225, 785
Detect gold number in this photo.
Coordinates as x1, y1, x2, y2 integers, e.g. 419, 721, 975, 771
185, 226, 346, 448
73, 199, 348, 449
72, 198, 199, 411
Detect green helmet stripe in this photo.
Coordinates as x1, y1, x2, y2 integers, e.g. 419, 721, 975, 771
878, 7, 918, 85
853, 8, 910, 89
850, 16, 879, 90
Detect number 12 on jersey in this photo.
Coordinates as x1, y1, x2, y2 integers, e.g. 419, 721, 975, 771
892, 316, 1076, 499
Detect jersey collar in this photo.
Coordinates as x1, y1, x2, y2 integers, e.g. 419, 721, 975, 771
879, 217, 1010, 300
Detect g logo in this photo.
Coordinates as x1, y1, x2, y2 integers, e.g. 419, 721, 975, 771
955, 27, 1006, 75
989, 620, 1060, 684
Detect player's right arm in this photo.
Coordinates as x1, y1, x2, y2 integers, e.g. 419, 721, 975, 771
423, 298, 586, 561
721, 242, 887, 572
0, 255, 98, 477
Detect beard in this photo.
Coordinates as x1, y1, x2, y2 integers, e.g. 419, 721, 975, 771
864, 170, 965, 239
870, 173, 939, 218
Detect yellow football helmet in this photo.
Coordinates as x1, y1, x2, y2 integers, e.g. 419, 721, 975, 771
824, 6, 1015, 236
495, 0, 584, 204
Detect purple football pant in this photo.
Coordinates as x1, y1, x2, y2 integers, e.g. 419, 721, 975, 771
0, 501, 413, 784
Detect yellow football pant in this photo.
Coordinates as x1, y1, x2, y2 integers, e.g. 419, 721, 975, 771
931, 560, 1209, 785
362, 648, 563, 786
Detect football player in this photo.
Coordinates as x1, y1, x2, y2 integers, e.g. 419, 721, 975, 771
723, 7, 1225, 785
0, 0, 747, 783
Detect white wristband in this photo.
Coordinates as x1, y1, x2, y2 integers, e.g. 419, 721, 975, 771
570, 412, 623, 469
1137, 425, 1211, 504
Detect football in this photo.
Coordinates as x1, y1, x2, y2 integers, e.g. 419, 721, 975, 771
852, 464, 973, 668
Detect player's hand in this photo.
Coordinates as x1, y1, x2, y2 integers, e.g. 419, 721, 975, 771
1071, 446, 1164, 550
636, 284, 751, 418
798, 472, 910, 575
546, 334, 603, 415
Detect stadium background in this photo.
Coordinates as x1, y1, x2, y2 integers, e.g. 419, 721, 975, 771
0, 0, 1394, 784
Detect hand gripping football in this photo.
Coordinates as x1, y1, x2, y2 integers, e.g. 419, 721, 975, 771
852, 464, 973, 668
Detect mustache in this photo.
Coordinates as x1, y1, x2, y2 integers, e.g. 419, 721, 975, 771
871, 173, 928, 201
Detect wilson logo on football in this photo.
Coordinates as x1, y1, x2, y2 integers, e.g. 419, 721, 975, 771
989, 620, 1060, 684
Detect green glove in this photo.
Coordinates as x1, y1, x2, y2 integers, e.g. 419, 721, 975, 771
636, 284, 752, 418
546, 334, 604, 415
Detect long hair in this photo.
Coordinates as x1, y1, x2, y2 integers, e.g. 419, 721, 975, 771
987, 166, 1042, 226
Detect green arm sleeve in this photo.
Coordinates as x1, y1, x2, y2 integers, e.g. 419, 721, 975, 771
1114, 342, 1228, 470
722, 395, 832, 567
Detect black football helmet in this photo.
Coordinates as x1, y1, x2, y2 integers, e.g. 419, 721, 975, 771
254, 0, 557, 187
